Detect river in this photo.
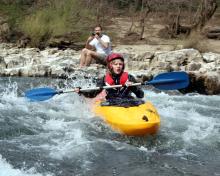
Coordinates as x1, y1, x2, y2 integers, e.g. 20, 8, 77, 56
0, 77, 219, 176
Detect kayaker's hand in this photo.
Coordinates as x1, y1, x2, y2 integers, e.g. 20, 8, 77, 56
74, 87, 82, 95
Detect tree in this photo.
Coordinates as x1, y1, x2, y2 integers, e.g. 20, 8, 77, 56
166, 0, 218, 38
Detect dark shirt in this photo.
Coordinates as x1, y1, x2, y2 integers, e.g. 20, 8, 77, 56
81, 74, 144, 99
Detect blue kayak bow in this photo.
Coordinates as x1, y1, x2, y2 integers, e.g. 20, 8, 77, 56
25, 71, 189, 101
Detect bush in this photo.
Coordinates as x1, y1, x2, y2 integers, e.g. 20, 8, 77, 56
19, 0, 95, 47
182, 31, 208, 53
0, 3, 27, 28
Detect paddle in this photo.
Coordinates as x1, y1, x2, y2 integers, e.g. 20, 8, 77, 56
25, 71, 189, 101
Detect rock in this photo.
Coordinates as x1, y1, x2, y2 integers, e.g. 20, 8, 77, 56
187, 62, 202, 71
113, 44, 175, 54
17, 36, 31, 48
0, 43, 220, 95
205, 73, 220, 94
180, 71, 220, 94
202, 52, 220, 63
0, 56, 6, 70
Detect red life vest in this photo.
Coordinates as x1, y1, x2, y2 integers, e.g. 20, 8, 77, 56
105, 72, 128, 85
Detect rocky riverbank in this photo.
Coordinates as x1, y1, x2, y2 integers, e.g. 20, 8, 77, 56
0, 43, 220, 95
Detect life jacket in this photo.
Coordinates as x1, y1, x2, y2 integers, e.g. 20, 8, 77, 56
105, 72, 128, 85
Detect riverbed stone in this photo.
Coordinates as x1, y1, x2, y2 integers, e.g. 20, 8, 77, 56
0, 43, 219, 95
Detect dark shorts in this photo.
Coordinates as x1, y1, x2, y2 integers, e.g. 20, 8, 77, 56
94, 53, 107, 65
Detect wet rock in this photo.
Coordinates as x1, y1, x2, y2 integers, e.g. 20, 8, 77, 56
181, 72, 220, 94
0, 43, 219, 95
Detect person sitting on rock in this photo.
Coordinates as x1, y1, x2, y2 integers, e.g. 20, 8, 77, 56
76, 53, 144, 100
79, 25, 112, 67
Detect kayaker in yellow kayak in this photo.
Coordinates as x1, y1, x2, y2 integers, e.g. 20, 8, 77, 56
25, 57, 189, 135
75, 53, 159, 136
75, 53, 144, 100
25, 56, 189, 135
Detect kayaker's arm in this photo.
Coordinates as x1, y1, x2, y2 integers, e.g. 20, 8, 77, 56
77, 78, 104, 98
128, 75, 144, 98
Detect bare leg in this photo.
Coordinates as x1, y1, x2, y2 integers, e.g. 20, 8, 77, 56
80, 48, 101, 67
85, 50, 101, 66
79, 48, 87, 67
84, 51, 93, 66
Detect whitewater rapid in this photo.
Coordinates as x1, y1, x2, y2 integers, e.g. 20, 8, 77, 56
0, 77, 219, 176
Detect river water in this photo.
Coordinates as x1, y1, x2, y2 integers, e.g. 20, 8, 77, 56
0, 77, 219, 176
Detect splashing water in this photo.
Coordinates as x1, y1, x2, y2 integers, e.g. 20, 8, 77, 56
0, 77, 219, 176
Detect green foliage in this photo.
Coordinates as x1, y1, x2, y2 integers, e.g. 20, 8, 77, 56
0, 3, 27, 28
19, 0, 95, 47
1, 0, 218, 47
20, 10, 52, 46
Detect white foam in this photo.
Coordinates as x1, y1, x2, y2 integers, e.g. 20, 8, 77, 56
145, 90, 220, 147
47, 129, 89, 160
0, 155, 52, 176
42, 119, 67, 131
182, 110, 217, 145
1, 79, 219, 161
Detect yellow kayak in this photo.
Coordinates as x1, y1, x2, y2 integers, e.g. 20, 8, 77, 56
93, 99, 160, 136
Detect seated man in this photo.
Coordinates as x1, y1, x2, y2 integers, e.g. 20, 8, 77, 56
79, 25, 111, 67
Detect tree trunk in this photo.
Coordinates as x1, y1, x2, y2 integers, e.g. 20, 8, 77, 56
167, 0, 217, 38
194, 0, 218, 29
139, 0, 150, 40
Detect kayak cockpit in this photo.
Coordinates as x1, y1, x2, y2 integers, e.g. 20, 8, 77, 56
100, 98, 145, 107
